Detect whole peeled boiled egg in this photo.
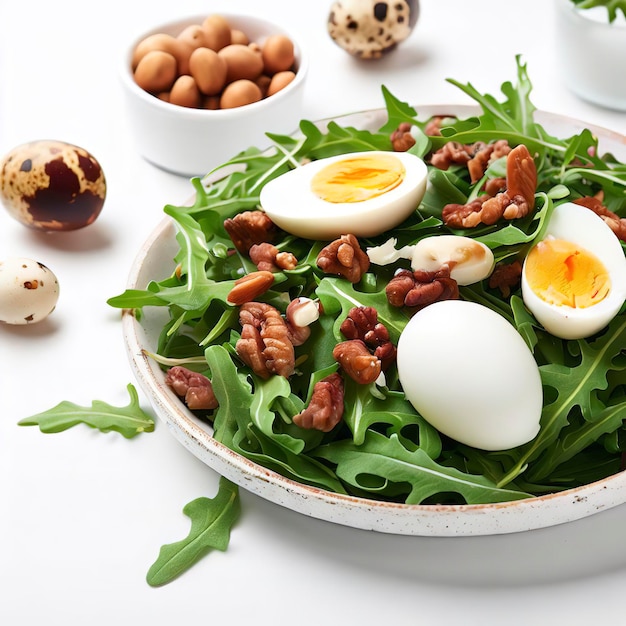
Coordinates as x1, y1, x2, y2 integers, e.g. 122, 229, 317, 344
397, 300, 543, 451
521, 202, 626, 340
259, 150, 427, 240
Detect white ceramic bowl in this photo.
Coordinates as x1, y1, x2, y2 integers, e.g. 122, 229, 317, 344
121, 105, 626, 536
120, 14, 309, 177
554, 0, 626, 111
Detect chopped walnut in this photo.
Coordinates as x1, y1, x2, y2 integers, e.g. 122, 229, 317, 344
430, 139, 511, 183
249, 242, 298, 272
574, 193, 626, 241
386, 267, 459, 309
293, 372, 344, 432
430, 140, 474, 169
442, 144, 537, 228
488, 260, 522, 298
236, 302, 295, 378
424, 116, 446, 136
165, 366, 218, 411
390, 122, 416, 152
224, 210, 278, 254
317, 233, 370, 283
333, 339, 382, 385
467, 140, 511, 183
483, 177, 506, 197
340, 306, 396, 370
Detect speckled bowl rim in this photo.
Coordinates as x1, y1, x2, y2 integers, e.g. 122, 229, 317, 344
122, 104, 626, 536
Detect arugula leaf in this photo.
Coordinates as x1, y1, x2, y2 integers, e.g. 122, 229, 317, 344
431, 56, 566, 157
342, 380, 440, 453
204, 343, 254, 449
569, 0, 626, 22
529, 402, 626, 481
498, 313, 626, 486
316, 276, 411, 342
17, 384, 154, 438
146, 477, 240, 587
316, 431, 532, 504
250, 376, 306, 454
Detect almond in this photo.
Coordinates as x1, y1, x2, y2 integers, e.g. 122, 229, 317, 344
227, 270, 275, 305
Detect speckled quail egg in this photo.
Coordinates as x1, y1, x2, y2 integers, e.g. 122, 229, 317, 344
0, 140, 106, 231
259, 150, 427, 240
521, 202, 626, 340
397, 300, 543, 451
0, 257, 60, 324
327, 0, 419, 59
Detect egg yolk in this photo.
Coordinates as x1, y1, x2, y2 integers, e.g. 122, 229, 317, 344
525, 237, 611, 308
310, 154, 405, 203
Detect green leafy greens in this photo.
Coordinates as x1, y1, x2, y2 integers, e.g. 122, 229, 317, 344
108, 56, 626, 506
18, 383, 154, 438
569, 0, 626, 23
146, 477, 240, 587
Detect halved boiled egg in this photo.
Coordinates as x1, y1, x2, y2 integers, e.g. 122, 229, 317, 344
521, 202, 626, 340
367, 235, 495, 285
259, 150, 427, 240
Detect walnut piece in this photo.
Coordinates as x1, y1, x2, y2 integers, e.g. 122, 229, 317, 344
339, 306, 396, 370
333, 339, 382, 385
442, 144, 536, 228
386, 267, 459, 309
227, 270, 275, 305
293, 372, 344, 432
424, 116, 446, 136
249, 242, 298, 272
390, 122, 416, 152
430, 139, 511, 183
317, 234, 370, 283
224, 210, 277, 254
236, 301, 295, 378
488, 260, 522, 298
165, 366, 218, 411
574, 193, 626, 241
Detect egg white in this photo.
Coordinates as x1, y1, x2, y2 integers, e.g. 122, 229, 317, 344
521, 202, 626, 340
396, 300, 543, 451
259, 150, 427, 240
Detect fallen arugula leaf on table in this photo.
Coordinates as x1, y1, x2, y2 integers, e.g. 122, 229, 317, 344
146, 477, 241, 587
17, 379, 240, 586
17, 383, 154, 438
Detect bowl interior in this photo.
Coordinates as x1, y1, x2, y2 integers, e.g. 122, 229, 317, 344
121, 105, 626, 536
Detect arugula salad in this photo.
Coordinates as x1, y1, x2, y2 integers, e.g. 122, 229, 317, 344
108, 56, 626, 506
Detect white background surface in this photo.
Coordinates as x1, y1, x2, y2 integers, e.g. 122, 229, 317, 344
1, 1, 625, 624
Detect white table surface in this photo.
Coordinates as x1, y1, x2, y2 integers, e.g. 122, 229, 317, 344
2, 1, 625, 624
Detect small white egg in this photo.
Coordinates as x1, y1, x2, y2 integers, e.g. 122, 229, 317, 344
259, 150, 428, 240
397, 300, 543, 451
0, 257, 60, 324
521, 202, 626, 340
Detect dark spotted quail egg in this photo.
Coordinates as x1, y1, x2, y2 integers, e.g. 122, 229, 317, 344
0, 140, 106, 231
0, 257, 60, 325
327, 0, 419, 59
